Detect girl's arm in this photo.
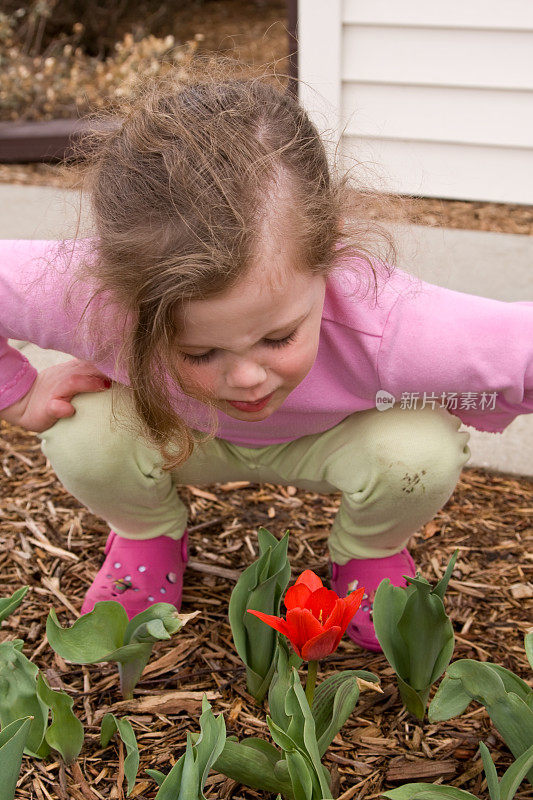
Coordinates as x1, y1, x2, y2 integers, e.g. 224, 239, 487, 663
0, 239, 112, 430
0, 336, 38, 414
0, 357, 110, 432
377, 277, 533, 433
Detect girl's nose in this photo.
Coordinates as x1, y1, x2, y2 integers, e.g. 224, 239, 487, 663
225, 358, 268, 389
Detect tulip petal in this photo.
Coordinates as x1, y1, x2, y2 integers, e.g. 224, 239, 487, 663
301, 627, 341, 660
247, 609, 292, 639
295, 570, 324, 593
284, 583, 311, 611
340, 587, 365, 631
286, 608, 323, 651
322, 599, 344, 632
305, 587, 338, 621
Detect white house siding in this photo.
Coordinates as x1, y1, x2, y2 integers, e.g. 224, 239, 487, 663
298, 0, 533, 203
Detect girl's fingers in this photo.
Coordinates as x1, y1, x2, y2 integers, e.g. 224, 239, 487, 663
47, 398, 76, 419
59, 374, 110, 399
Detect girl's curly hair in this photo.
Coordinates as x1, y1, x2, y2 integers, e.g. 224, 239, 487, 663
58, 53, 406, 470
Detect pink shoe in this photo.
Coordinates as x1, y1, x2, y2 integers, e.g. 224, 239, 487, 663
329, 549, 416, 652
81, 530, 188, 619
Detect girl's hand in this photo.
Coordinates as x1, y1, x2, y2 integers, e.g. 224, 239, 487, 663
0, 359, 111, 433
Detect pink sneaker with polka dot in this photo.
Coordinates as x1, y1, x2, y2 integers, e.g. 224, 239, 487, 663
329, 548, 416, 652
81, 530, 188, 619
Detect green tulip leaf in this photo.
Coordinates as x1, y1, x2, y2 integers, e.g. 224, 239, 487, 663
154, 736, 189, 800
245, 661, 277, 706
312, 672, 361, 757
36, 673, 83, 765
499, 743, 533, 800
374, 553, 457, 720
479, 742, 500, 800
267, 715, 300, 753
383, 786, 477, 799
525, 633, 533, 672
429, 631, 456, 687
213, 737, 293, 797
490, 693, 533, 775
488, 664, 533, 703
229, 528, 290, 702
396, 675, 430, 722
46, 603, 128, 663
0, 641, 49, 758
436, 660, 533, 784
193, 696, 227, 794
398, 582, 453, 691
433, 550, 459, 601
0, 717, 33, 800
286, 749, 315, 800
269, 635, 303, 730
429, 676, 473, 722
146, 769, 167, 786
0, 587, 29, 624
123, 603, 185, 644
373, 579, 410, 677
152, 696, 226, 800
101, 714, 139, 795
274, 758, 290, 782
238, 736, 281, 764
446, 660, 505, 706
47, 602, 195, 699
284, 669, 332, 799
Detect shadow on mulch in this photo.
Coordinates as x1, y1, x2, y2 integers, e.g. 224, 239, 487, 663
1, 421, 532, 800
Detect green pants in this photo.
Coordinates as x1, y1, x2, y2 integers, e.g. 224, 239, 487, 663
38, 387, 471, 564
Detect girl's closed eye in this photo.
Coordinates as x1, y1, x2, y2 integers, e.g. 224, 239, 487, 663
180, 330, 298, 365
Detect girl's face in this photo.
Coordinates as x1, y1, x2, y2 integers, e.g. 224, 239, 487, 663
176, 259, 327, 421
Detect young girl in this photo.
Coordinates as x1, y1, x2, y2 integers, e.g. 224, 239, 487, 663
1, 61, 532, 652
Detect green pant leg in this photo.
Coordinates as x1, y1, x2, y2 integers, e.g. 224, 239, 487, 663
247, 404, 471, 562
37, 387, 189, 540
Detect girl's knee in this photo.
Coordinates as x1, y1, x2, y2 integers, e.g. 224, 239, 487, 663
38, 390, 133, 482
375, 405, 471, 490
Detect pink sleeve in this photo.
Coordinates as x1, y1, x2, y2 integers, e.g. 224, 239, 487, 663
0, 339, 38, 411
0, 238, 96, 412
377, 278, 533, 432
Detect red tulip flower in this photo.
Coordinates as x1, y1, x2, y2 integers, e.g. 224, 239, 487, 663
247, 569, 365, 661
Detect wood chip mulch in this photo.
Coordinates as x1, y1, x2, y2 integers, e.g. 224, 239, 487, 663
1, 421, 532, 800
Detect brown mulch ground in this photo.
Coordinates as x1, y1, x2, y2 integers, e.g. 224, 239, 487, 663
1, 420, 532, 800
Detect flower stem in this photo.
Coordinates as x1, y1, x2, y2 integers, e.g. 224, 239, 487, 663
305, 660, 318, 707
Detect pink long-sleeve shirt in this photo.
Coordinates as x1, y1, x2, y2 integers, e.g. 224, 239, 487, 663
1, 238, 532, 446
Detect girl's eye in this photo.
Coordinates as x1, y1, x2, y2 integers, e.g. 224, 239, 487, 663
181, 350, 215, 365
263, 330, 297, 349
180, 330, 297, 365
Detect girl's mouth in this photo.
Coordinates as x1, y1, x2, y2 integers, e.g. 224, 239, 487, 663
226, 391, 275, 412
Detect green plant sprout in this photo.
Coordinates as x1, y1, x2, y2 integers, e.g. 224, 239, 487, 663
101, 714, 139, 796
36, 673, 84, 764
0, 639, 51, 758
149, 640, 380, 800
0, 717, 33, 800
229, 527, 291, 702
383, 741, 533, 800
429, 633, 533, 786
0, 640, 83, 762
373, 550, 458, 720
146, 696, 227, 800
46, 601, 199, 698
0, 586, 29, 624
269, 635, 379, 759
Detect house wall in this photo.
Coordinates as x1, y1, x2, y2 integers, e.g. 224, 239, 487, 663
298, 0, 533, 203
